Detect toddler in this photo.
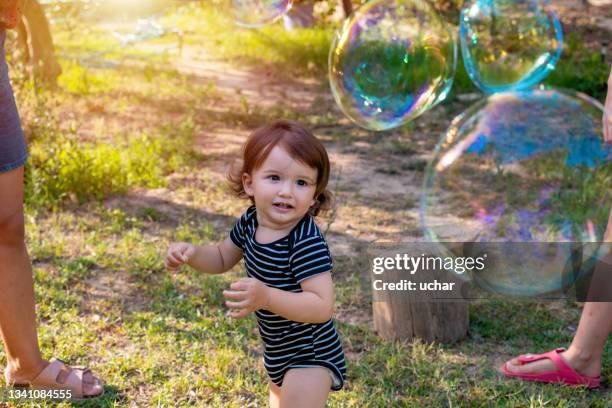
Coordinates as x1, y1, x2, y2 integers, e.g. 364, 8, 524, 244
165, 119, 346, 407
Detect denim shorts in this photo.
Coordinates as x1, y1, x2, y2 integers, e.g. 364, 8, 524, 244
0, 29, 28, 174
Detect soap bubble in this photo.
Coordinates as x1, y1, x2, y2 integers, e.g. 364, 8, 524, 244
233, 0, 293, 28
329, 0, 456, 131
459, 0, 563, 93
420, 88, 611, 296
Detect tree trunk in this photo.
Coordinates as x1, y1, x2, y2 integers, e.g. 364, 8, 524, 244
19, 0, 61, 85
341, 0, 353, 18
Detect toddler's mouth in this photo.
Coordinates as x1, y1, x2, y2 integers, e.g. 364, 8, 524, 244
273, 203, 293, 209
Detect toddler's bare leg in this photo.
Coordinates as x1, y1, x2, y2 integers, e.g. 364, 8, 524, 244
279, 367, 331, 408
269, 380, 281, 408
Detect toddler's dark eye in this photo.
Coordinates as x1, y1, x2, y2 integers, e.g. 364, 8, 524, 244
269, 175, 280, 181
296, 180, 308, 186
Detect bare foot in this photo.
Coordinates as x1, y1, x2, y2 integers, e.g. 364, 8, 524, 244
504, 349, 601, 379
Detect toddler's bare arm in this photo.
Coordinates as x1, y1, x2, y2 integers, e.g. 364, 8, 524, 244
265, 272, 335, 323
188, 237, 243, 274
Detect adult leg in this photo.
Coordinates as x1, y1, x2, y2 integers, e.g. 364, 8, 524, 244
505, 210, 612, 378
279, 367, 331, 408
0, 166, 102, 396
269, 380, 281, 408
0, 166, 45, 379
505, 303, 611, 378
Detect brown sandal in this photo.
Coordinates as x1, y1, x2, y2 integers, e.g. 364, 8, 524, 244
4, 358, 104, 400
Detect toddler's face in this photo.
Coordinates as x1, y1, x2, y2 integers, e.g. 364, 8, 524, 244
243, 146, 318, 229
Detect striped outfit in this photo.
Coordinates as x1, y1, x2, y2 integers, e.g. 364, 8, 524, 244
230, 205, 347, 390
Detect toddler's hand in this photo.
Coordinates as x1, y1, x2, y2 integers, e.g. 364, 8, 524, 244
223, 277, 270, 319
165, 242, 195, 271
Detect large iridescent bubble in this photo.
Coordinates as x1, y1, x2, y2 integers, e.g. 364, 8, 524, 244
420, 88, 611, 296
460, 0, 563, 93
329, 0, 456, 131
233, 0, 293, 28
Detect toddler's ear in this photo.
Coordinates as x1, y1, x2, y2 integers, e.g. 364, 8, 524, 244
242, 173, 254, 196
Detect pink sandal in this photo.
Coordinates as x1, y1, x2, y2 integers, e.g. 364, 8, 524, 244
501, 347, 600, 388
4, 358, 104, 400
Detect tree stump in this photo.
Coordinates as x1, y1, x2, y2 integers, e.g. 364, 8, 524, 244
373, 298, 469, 343
371, 245, 469, 343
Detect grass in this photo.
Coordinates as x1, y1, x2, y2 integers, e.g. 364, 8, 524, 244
161, 1, 334, 78
8, 204, 612, 407
545, 32, 610, 102
159, 2, 609, 103
0, 2, 610, 407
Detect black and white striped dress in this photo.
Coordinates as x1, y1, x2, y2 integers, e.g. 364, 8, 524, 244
230, 205, 347, 390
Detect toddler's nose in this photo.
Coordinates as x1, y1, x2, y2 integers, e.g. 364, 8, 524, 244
278, 181, 292, 196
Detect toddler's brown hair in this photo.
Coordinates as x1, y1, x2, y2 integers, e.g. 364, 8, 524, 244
228, 119, 332, 216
